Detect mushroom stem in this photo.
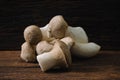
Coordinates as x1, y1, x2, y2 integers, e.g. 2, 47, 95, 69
37, 52, 58, 72
71, 42, 101, 57
40, 24, 51, 40
65, 26, 88, 43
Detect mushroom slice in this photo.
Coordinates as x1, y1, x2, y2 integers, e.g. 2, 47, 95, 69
40, 24, 51, 40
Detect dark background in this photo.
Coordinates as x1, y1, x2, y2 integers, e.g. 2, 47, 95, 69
0, 0, 119, 50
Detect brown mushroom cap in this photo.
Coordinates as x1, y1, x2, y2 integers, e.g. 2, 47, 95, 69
21, 42, 36, 62
36, 41, 53, 55
24, 25, 42, 45
49, 15, 68, 39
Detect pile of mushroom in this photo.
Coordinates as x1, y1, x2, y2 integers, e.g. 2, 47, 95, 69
20, 15, 101, 72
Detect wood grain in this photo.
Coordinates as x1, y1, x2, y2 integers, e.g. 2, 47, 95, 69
0, 51, 120, 80
0, 0, 120, 50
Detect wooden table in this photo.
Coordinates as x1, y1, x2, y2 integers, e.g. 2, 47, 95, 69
0, 51, 120, 80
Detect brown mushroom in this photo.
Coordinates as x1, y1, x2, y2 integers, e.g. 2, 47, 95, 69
37, 40, 72, 72
49, 15, 68, 39
24, 25, 42, 45
20, 42, 36, 62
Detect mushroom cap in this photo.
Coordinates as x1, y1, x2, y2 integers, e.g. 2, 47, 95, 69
36, 41, 53, 55
21, 42, 36, 62
36, 40, 72, 71
65, 26, 88, 43
53, 40, 72, 67
49, 15, 68, 39
24, 25, 42, 45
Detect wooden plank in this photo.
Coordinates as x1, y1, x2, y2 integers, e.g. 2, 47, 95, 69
0, 51, 120, 80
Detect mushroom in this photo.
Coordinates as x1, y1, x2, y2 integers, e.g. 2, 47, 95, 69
48, 15, 68, 39
40, 24, 51, 40
36, 41, 53, 55
60, 36, 75, 50
65, 26, 101, 57
65, 26, 88, 43
71, 42, 101, 57
20, 42, 36, 62
37, 40, 72, 72
24, 25, 42, 45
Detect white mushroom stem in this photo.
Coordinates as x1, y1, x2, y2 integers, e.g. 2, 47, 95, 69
65, 26, 101, 57
37, 52, 60, 72
65, 26, 88, 43
71, 42, 101, 57
40, 24, 51, 40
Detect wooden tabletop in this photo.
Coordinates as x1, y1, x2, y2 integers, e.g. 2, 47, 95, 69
0, 51, 120, 80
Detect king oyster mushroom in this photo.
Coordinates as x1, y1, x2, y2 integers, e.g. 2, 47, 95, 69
65, 26, 101, 57
48, 15, 68, 39
24, 25, 42, 45
36, 41, 53, 55
20, 42, 36, 62
37, 40, 72, 72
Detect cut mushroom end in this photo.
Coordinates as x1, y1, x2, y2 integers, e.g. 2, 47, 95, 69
37, 53, 57, 72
